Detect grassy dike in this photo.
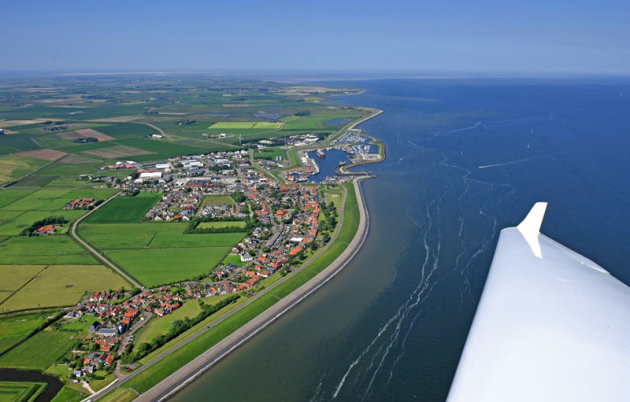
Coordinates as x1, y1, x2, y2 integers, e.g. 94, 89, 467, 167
121, 182, 360, 394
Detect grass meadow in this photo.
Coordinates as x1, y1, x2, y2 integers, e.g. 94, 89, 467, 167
222, 254, 247, 267
79, 221, 245, 286
199, 194, 235, 208
0, 312, 50, 354
209, 122, 255, 129
85, 193, 160, 223
80, 222, 245, 249
134, 300, 202, 345
0, 265, 130, 313
0, 188, 115, 211
50, 385, 87, 402
0, 317, 93, 370
0, 381, 47, 402
196, 221, 247, 230
0, 236, 97, 265
0, 155, 49, 186
104, 246, 234, 287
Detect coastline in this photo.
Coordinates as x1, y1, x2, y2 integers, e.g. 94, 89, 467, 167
137, 177, 372, 401
89, 105, 384, 402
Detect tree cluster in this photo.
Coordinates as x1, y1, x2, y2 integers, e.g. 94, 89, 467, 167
20, 216, 68, 237
131, 295, 240, 361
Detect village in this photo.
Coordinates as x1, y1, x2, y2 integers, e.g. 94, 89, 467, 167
58, 147, 340, 381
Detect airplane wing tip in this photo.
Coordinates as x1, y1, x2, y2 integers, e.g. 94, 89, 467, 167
517, 202, 548, 235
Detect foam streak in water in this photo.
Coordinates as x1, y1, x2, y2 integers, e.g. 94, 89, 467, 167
332, 197, 439, 399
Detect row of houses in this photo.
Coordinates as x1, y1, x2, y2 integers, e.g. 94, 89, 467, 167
64, 197, 97, 210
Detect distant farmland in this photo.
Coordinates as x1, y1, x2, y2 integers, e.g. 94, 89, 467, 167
208, 121, 284, 130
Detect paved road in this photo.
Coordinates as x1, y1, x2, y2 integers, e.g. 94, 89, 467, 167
136, 177, 371, 402
248, 148, 281, 183
69, 192, 144, 289
140, 122, 167, 137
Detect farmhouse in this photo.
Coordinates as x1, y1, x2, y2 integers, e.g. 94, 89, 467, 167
65, 197, 97, 210
37, 224, 56, 235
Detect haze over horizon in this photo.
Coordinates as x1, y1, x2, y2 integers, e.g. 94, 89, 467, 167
3, 0, 630, 76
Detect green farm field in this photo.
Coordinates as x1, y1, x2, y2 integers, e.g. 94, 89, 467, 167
0, 210, 84, 236
104, 246, 234, 287
0, 318, 92, 370
0, 188, 109, 237
0, 190, 35, 209
50, 385, 86, 402
251, 122, 284, 129
7, 161, 107, 189
85, 193, 160, 223
0, 155, 49, 186
0, 312, 50, 354
98, 387, 138, 402
209, 122, 255, 129
79, 222, 244, 249
199, 194, 235, 208
80, 222, 184, 249
0, 265, 130, 313
222, 254, 247, 267
149, 231, 245, 248
0, 188, 115, 211
0, 381, 47, 402
79, 222, 245, 286
254, 148, 286, 160
196, 221, 247, 230
134, 300, 202, 346
0, 236, 97, 265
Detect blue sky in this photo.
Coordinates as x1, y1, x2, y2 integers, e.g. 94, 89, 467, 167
2, 0, 629, 75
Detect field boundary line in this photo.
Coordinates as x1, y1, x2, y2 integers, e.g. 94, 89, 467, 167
70, 193, 144, 289
144, 232, 157, 248
0, 310, 65, 358
0, 265, 49, 309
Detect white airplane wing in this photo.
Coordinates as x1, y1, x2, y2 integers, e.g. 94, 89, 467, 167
447, 202, 630, 402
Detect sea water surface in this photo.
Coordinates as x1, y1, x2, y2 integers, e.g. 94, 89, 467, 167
308, 149, 349, 183
173, 78, 630, 401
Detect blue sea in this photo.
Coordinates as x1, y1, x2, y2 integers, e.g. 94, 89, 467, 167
173, 78, 630, 401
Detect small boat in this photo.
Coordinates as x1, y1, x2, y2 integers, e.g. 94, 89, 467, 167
316, 149, 326, 159
338, 161, 347, 166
